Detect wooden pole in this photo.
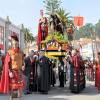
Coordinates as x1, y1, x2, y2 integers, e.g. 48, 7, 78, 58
94, 29, 99, 66
91, 35, 95, 64
51, 5, 54, 30
51, 4, 54, 36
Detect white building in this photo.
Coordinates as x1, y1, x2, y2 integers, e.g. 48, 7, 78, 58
82, 41, 100, 61
0, 16, 25, 55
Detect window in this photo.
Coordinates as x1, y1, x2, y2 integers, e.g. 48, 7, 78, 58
0, 26, 4, 50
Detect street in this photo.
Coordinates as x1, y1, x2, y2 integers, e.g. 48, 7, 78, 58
0, 80, 100, 100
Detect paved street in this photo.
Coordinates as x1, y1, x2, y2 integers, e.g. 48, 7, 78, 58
0, 80, 100, 100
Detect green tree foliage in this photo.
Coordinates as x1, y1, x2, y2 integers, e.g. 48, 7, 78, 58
43, 0, 61, 15
95, 19, 100, 38
24, 28, 34, 53
24, 28, 34, 43
73, 23, 95, 40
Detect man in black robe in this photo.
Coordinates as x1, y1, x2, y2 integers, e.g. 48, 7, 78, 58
58, 57, 64, 87
39, 51, 49, 94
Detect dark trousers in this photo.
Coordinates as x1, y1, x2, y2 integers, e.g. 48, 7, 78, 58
64, 73, 66, 84
59, 71, 64, 87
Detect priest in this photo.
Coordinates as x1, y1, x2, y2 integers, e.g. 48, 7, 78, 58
38, 51, 49, 94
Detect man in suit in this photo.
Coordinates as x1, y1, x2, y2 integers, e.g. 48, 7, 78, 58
23, 51, 34, 95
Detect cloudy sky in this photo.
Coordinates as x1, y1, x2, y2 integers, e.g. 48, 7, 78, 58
0, 0, 100, 36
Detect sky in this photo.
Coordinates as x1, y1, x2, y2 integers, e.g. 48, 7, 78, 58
0, 0, 100, 36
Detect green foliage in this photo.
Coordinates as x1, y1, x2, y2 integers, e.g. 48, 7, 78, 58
24, 28, 34, 43
41, 30, 67, 43
73, 23, 95, 40
43, 0, 61, 15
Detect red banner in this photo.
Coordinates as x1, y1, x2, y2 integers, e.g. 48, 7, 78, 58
74, 17, 83, 26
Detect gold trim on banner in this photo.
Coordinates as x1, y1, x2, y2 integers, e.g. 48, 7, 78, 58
30, 78, 33, 79
74, 79, 77, 81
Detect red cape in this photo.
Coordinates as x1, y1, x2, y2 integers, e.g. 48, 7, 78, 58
70, 55, 80, 68
37, 17, 48, 45
0, 53, 10, 93
95, 64, 100, 90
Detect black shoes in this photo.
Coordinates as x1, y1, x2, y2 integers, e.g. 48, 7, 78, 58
42, 91, 48, 95
27, 91, 32, 94
24, 92, 28, 95
24, 91, 32, 95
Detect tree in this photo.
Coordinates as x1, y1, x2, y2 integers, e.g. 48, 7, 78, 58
55, 7, 73, 32
73, 23, 95, 40
43, 0, 61, 15
95, 19, 100, 38
24, 28, 34, 53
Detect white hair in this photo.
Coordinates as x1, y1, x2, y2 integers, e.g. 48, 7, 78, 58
39, 51, 45, 54
72, 50, 76, 54
29, 51, 33, 57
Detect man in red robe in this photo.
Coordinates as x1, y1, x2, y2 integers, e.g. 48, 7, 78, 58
37, 10, 48, 45
94, 52, 100, 92
0, 34, 25, 100
69, 50, 81, 93
77, 50, 85, 90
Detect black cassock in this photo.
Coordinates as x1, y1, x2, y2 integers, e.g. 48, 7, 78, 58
39, 56, 49, 92
58, 61, 64, 87
49, 61, 56, 86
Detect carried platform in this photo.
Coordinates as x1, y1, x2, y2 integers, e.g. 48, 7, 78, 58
38, 39, 73, 58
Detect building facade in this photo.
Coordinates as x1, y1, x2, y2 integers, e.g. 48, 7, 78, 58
0, 16, 25, 55
82, 41, 100, 61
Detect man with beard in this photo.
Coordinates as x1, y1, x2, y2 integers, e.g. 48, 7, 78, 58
49, 14, 63, 35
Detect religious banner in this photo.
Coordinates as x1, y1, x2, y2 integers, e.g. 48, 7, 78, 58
74, 17, 83, 26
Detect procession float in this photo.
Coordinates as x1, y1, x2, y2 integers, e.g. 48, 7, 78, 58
37, 9, 83, 59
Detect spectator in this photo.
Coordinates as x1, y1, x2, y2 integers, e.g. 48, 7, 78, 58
23, 51, 34, 95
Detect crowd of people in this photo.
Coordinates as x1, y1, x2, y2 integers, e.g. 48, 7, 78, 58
0, 35, 100, 100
